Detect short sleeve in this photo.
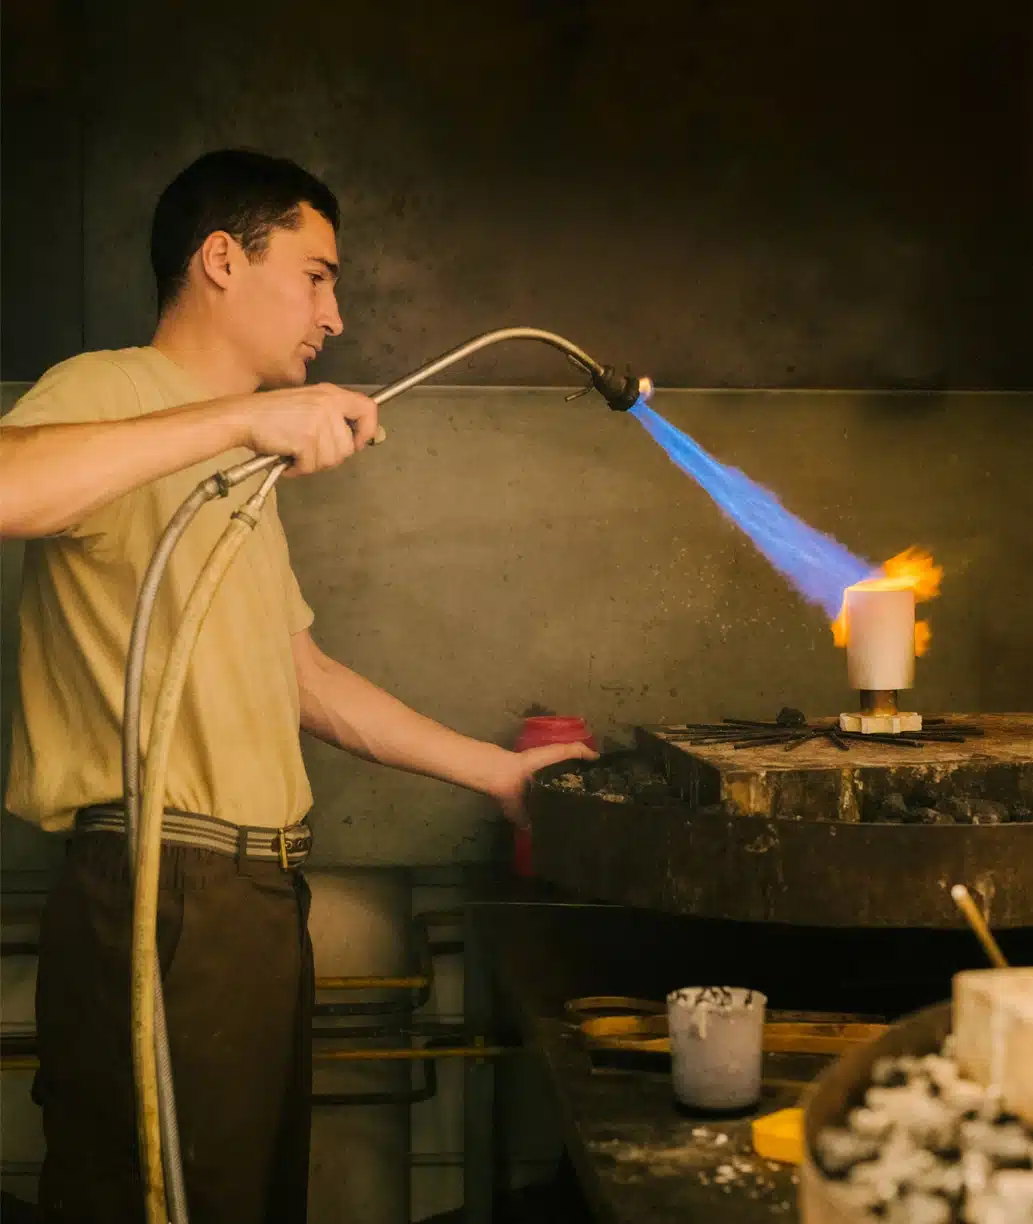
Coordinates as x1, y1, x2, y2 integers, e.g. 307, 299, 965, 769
262, 494, 315, 636
1, 353, 143, 542
3, 353, 141, 429
284, 564, 315, 636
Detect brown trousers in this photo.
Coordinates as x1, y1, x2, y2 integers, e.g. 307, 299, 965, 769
33, 831, 314, 1224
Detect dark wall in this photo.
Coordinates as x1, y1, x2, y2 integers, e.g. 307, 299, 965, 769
3, 0, 1032, 388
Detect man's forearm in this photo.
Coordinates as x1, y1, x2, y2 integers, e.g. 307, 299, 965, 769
0, 401, 245, 538
295, 635, 513, 795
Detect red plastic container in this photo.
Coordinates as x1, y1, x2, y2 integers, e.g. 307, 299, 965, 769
512, 715, 597, 877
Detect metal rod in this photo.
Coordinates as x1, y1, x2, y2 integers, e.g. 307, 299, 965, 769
1, 1046, 517, 1073
951, 885, 1009, 969
860, 689, 899, 716
315, 1046, 513, 1062
317, 975, 428, 991
368, 327, 603, 407
783, 730, 826, 752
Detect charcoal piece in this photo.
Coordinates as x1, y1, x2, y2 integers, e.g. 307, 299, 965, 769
909, 787, 940, 810
877, 792, 910, 823
583, 767, 633, 797
1011, 805, 1033, 824
622, 756, 664, 785
939, 796, 973, 824
971, 799, 1010, 825
775, 706, 807, 727
913, 806, 953, 826
815, 1127, 880, 1176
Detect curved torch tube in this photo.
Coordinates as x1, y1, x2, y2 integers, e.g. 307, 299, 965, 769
124, 328, 649, 1223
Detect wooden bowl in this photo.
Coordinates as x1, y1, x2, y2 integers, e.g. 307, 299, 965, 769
798, 1001, 951, 1224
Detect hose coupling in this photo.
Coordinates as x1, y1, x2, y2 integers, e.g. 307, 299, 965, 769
592, 367, 653, 411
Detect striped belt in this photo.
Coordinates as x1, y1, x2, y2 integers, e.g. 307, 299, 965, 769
76, 804, 312, 870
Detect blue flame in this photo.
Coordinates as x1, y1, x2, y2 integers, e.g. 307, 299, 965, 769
628, 399, 872, 620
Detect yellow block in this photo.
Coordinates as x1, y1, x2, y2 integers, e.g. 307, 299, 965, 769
751, 1107, 804, 1165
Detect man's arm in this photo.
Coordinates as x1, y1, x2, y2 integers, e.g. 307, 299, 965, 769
0, 403, 242, 538
0, 383, 379, 539
292, 629, 596, 825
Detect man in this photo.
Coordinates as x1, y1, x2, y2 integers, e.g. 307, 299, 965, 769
0, 149, 593, 1223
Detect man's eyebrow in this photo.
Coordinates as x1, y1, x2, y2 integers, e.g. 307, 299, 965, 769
308, 255, 340, 281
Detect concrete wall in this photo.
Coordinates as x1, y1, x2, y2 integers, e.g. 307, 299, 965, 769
3, 0, 1032, 388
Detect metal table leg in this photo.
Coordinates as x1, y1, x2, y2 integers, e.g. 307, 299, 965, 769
463, 905, 495, 1224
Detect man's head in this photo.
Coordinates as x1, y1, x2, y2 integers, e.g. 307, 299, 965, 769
151, 150, 344, 387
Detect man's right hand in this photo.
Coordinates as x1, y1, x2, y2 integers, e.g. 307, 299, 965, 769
231, 383, 380, 475
0, 382, 382, 539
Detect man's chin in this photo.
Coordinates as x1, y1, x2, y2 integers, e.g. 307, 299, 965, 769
264, 363, 308, 390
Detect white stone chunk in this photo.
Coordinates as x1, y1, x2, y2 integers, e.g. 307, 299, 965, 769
953, 968, 1033, 1126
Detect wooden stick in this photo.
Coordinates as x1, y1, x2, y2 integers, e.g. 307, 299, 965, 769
951, 884, 1009, 969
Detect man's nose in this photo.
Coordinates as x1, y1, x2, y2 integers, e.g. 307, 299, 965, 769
319, 292, 344, 338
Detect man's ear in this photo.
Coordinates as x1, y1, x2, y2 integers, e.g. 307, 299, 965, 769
197, 230, 239, 291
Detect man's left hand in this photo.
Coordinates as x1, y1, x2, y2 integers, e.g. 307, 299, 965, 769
491, 742, 599, 828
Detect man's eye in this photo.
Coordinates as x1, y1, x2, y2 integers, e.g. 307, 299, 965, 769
308, 273, 323, 285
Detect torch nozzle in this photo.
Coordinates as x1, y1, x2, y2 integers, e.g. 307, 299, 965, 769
592, 366, 653, 411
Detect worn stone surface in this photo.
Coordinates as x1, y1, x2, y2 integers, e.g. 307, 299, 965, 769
529, 763, 1033, 928
639, 716, 1033, 824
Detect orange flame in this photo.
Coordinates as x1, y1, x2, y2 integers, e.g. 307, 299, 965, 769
831, 548, 942, 656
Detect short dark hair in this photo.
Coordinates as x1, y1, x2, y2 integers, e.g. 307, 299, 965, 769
150, 149, 340, 312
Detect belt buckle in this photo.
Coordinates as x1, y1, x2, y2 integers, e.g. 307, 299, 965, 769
277, 828, 289, 871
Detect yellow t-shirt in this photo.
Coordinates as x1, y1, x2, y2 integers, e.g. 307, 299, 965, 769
2, 346, 315, 832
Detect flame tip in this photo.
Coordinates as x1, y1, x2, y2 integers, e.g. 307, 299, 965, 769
832, 547, 941, 650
